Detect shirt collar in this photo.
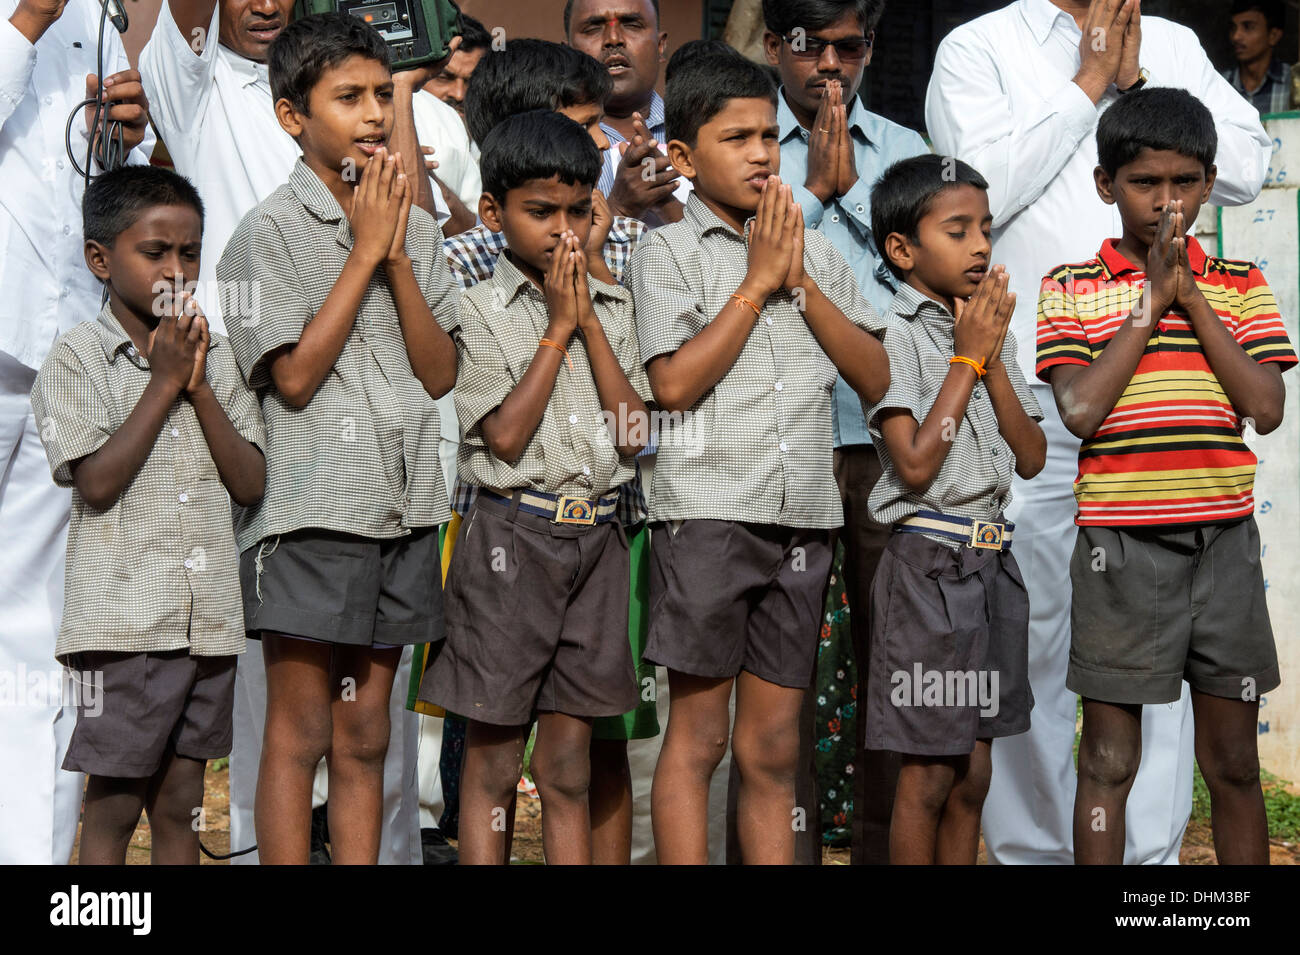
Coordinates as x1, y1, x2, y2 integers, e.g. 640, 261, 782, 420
683, 192, 746, 240
221, 44, 270, 90
1021, 0, 1075, 45
1098, 235, 1209, 277
777, 88, 875, 146
891, 283, 954, 325
1268, 56, 1290, 83
288, 158, 353, 248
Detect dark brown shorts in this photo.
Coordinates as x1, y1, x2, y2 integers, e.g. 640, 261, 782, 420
865, 532, 1033, 757
419, 493, 639, 725
62, 650, 237, 778
645, 520, 832, 688
241, 526, 443, 647
1068, 518, 1280, 705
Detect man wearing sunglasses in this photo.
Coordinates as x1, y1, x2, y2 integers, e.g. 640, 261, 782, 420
758, 0, 927, 866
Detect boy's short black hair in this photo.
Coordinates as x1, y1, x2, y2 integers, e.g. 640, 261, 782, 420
269, 13, 390, 116
761, 0, 886, 36
665, 48, 777, 147
564, 0, 660, 35
457, 13, 492, 53
870, 154, 989, 280
480, 110, 603, 202
1096, 87, 1217, 179
665, 39, 734, 83
83, 165, 204, 247
464, 39, 612, 147
1231, 0, 1286, 31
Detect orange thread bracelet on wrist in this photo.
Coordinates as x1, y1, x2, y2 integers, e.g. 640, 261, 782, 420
949, 355, 986, 378
731, 292, 762, 319
540, 338, 574, 370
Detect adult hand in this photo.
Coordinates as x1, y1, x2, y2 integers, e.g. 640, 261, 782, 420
87, 69, 151, 155
607, 112, 680, 219
1075, 0, 1136, 102
1117, 0, 1142, 91
10, 0, 69, 44
805, 82, 841, 203
586, 189, 615, 260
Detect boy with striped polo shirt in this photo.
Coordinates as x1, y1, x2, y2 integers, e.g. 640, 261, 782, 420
1037, 89, 1295, 865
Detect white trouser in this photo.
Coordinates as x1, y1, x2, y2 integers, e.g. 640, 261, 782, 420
0, 351, 81, 864
628, 666, 732, 864
981, 385, 1194, 864
229, 645, 423, 864
417, 713, 445, 829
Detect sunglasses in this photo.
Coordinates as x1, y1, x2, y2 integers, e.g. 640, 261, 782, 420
782, 33, 873, 61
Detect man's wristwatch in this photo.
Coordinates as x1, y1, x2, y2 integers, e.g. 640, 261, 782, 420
1118, 68, 1149, 94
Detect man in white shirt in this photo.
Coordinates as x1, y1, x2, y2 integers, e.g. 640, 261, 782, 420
0, 0, 153, 864
925, 0, 1271, 864
140, 0, 460, 865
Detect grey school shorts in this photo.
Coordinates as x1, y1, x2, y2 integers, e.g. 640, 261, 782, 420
864, 531, 1033, 757
419, 493, 639, 725
62, 650, 237, 778
241, 526, 443, 647
1068, 518, 1280, 705
644, 520, 832, 688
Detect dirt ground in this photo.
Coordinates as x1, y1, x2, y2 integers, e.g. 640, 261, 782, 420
74, 764, 1300, 864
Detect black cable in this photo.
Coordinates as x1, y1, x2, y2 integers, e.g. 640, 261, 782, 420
64, 0, 127, 184
200, 839, 259, 861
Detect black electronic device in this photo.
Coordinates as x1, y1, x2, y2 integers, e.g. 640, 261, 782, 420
293, 0, 463, 71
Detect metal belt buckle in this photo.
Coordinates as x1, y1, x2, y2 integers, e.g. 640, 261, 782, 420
554, 496, 597, 525
969, 520, 1005, 550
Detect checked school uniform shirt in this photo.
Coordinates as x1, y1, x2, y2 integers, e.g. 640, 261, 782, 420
628, 193, 886, 529
1036, 236, 1297, 527
443, 218, 649, 523
865, 284, 1043, 548
454, 252, 653, 498
30, 303, 266, 660
218, 158, 460, 552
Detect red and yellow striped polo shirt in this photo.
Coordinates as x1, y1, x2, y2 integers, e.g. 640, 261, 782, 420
1036, 237, 1295, 527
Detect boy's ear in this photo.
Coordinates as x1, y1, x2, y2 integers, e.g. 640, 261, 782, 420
882, 232, 913, 276
274, 96, 305, 139
83, 240, 111, 283
1202, 164, 1218, 203
479, 192, 504, 233
666, 139, 697, 182
1094, 165, 1117, 206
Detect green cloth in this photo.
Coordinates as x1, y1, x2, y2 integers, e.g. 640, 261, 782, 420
593, 521, 660, 740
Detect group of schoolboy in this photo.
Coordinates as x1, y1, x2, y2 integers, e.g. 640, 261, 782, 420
33, 5, 1292, 866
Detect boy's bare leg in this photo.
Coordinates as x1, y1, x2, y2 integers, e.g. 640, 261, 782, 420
589, 738, 632, 864
257, 634, 333, 864
460, 720, 527, 864
328, 645, 402, 864
731, 670, 804, 864
892, 757, 957, 864
1191, 691, 1268, 864
1073, 698, 1142, 864
532, 712, 596, 865
143, 745, 206, 864
935, 741, 991, 865
79, 776, 149, 865
652, 671, 733, 864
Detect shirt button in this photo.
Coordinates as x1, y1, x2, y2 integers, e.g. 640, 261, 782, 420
178, 492, 188, 503
183, 559, 193, 570
56, 159, 65, 170
171, 427, 180, 437
830, 214, 840, 223
569, 414, 578, 424
126, 346, 136, 357
62, 225, 70, 235
582, 466, 591, 476
764, 316, 773, 326
855, 204, 865, 214
774, 381, 784, 392
44, 95, 52, 106
779, 441, 788, 452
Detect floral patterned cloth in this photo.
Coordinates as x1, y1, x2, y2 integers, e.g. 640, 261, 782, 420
815, 540, 858, 846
